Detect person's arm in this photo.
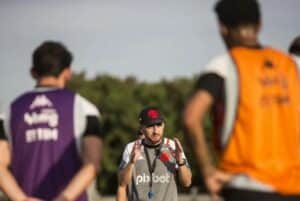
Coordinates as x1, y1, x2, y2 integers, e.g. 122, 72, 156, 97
118, 141, 141, 187
116, 184, 127, 201
184, 90, 215, 178
53, 136, 102, 201
118, 162, 134, 188
183, 90, 231, 201
173, 138, 192, 187
0, 140, 28, 201
117, 141, 141, 201
0, 142, 41, 201
0, 117, 41, 201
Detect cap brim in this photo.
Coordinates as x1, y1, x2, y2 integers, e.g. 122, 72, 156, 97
143, 118, 164, 127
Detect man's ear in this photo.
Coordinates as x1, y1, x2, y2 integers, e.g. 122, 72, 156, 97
255, 22, 261, 33
62, 67, 72, 81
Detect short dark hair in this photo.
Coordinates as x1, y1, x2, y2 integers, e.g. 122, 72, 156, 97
32, 41, 73, 78
289, 36, 300, 55
214, 0, 261, 27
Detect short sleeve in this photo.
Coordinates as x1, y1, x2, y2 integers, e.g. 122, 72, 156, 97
74, 94, 101, 138
119, 142, 135, 170
195, 73, 224, 101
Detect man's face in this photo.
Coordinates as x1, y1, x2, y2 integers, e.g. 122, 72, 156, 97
142, 122, 165, 145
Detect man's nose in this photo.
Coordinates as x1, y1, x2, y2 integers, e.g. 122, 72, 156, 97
153, 124, 160, 132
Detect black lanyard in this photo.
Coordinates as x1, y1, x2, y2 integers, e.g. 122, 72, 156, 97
143, 143, 162, 190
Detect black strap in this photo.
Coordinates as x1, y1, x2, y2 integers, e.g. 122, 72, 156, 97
143, 142, 162, 189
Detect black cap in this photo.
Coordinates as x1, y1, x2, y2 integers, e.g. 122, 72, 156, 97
138, 107, 164, 126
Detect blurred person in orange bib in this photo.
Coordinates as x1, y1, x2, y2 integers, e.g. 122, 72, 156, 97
184, 0, 300, 201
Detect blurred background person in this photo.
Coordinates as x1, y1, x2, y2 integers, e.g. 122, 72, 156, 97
0, 41, 103, 201
184, 0, 300, 201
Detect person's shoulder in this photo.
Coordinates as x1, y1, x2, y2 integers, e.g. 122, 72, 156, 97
58, 88, 75, 95
202, 53, 232, 78
11, 88, 74, 107
75, 93, 100, 116
125, 141, 136, 147
265, 46, 297, 66
10, 89, 37, 106
264, 46, 286, 55
124, 140, 141, 152
263, 46, 293, 59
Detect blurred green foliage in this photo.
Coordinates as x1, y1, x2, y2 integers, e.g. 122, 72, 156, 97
67, 72, 213, 195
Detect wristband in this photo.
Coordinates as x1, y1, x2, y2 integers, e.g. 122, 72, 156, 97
177, 159, 186, 166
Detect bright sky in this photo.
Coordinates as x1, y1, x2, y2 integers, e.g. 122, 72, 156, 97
0, 0, 299, 108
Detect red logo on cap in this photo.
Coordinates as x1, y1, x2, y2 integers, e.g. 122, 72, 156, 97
147, 109, 159, 119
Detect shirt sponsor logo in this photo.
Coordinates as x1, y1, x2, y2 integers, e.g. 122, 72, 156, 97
136, 173, 170, 185
24, 109, 58, 127
26, 128, 58, 143
30, 95, 53, 109
24, 97, 60, 143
